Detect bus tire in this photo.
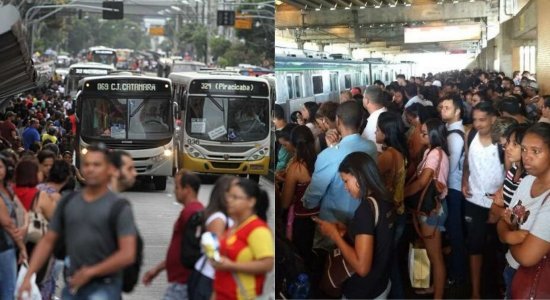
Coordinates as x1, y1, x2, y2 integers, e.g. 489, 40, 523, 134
153, 176, 167, 190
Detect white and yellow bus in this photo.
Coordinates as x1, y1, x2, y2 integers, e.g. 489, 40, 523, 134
170, 72, 271, 181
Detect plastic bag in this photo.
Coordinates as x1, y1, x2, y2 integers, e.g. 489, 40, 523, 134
408, 242, 431, 289
14, 262, 42, 300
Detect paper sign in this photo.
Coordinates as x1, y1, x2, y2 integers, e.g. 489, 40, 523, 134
208, 125, 227, 140
191, 118, 206, 133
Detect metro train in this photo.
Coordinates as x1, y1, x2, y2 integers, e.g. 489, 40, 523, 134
274, 55, 414, 115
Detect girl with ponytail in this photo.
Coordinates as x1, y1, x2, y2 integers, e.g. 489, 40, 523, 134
211, 178, 274, 299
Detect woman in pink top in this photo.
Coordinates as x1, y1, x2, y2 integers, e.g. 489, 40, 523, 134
404, 118, 450, 299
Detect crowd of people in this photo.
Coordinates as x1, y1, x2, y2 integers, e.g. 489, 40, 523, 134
0, 79, 274, 300
275, 69, 550, 299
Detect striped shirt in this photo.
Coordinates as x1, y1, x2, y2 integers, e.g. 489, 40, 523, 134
503, 164, 527, 207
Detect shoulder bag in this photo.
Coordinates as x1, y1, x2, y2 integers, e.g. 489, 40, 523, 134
404, 148, 443, 238
319, 197, 379, 298
26, 191, 48, 244
510, 193, 550, 300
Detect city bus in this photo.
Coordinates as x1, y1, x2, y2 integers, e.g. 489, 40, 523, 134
87, 46, 118, 67
65, 63, 115, 99
76, 75, 175, 190
169, 72, 271, 181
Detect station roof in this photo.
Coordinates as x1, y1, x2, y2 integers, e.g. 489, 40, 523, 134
276, 0, 495, 53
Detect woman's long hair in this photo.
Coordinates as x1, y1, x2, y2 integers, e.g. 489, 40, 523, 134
290, 125, 317, 175
423, 118, 449, 156
338, 152, 392, 204
377, 112, 409, 160
205, 175, 235, 219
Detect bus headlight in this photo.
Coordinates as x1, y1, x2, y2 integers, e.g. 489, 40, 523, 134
81, 148, 88, 155
247, 147, 268, 161
164, 149, 173, 157
184, 144, 205, 159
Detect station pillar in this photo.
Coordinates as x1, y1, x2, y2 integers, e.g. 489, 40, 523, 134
536, 0, 550, 94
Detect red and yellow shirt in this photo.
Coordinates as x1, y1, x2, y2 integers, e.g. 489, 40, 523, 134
214, 215, 274, 300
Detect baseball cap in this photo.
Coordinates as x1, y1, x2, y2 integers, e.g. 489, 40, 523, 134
432, 80, 442, 87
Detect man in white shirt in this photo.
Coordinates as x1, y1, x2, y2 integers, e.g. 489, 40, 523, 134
440, 93, 467, 286
63, 96, 73, 115
462, 102, 504, 299
361, 85, 387, 152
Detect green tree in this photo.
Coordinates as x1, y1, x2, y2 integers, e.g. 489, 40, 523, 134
209, 36, 231, 61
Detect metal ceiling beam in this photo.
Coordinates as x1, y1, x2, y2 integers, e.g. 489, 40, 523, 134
276, 1, 488, 28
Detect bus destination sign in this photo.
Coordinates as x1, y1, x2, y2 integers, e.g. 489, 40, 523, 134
189, 80, 269, 96
70, 68, 110, 75
85, 80, 170, 93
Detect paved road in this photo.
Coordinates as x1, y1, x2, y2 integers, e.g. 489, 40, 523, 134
123, 175, 275, 300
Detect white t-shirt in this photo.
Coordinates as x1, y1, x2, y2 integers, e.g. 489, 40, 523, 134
466, 133, 505, 208
361, 107, 386, 152
194, 211, 234, 278
505, 175, 550, 269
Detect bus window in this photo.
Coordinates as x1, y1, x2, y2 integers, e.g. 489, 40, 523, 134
81, 98, 127, 139
312, 75, 323, 94
186, 96, 269, 142
128, 99, 171, 139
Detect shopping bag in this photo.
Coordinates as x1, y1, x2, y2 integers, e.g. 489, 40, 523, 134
408, 242, 431, 289
14, 262, 42, 300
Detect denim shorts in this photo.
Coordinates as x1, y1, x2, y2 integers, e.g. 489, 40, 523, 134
419, 199, 448, 232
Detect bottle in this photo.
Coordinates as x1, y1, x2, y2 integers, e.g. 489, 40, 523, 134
288, 273, 310, 299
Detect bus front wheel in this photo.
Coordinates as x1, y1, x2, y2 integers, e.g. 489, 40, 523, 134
153, 176, 167, 190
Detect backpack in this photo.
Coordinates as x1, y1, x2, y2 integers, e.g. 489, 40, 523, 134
53, 191, 79, 260
109, 199, 144, 293
180, 210, 206, 269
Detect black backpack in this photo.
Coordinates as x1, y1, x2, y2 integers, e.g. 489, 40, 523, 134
109, 199, 144, 293
180, 210, 205, 269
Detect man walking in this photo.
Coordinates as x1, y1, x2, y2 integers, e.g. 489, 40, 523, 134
18, 143, 138, 299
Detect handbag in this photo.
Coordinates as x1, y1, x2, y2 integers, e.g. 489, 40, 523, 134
26, 191, 48, 244
408, 240, 431, 288
404, 148, 443, 238
510, 193, 550, 300
319, 197, 379, 298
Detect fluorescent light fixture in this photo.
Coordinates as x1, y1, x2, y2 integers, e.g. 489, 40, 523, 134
404, 24, 481, 43
275, 0, 283, 4
171, 5, 182, 11
453, 0, 459, 3
360, 5, 366, 9
315, 4, 321, 10
330, 4, 337, 10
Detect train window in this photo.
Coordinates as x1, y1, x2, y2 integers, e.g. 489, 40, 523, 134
294, 75, 302, 98
384, 71, 389, 83
344, 74, 351, 89
365, 74, 369, 85
286, 76, 294, 99
330, 73, 338, 92
312, 76, 323, 94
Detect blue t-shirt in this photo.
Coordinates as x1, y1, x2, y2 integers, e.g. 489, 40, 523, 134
22, 127, 40, 150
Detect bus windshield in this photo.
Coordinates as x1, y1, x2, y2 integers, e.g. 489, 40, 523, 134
80, 97, 172, 140
91, 52, 116, 65
185, 96, 269, 142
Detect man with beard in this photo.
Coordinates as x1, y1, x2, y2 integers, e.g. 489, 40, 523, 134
109, 150, 138, 192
